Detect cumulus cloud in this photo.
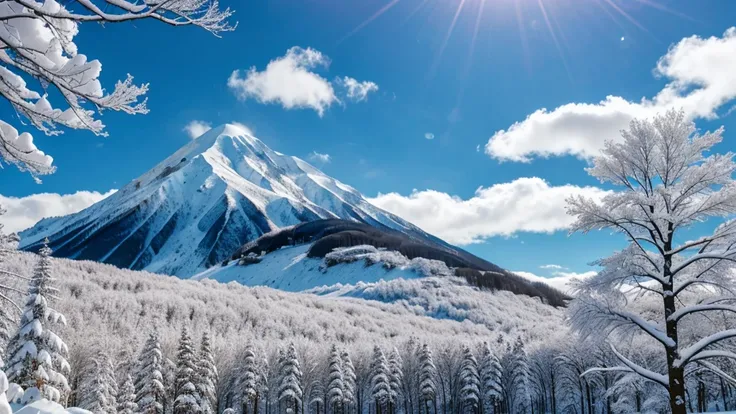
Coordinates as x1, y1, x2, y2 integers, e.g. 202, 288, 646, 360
368, 177, 610, 245
184, 120, 211, 139
337, 76, 379, 102
227, 47, 378, 116
424, 133, 435, 140
540, 264, 564, 270
515, 270, 597, 293
308, 151, 331, 163
486, 27, 736, 161
0, 190, 116, 233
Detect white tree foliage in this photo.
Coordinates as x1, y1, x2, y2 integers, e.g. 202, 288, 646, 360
339, 350, 355, 411
173, 326, 201, 414
458, 345, 480, 413
134, 331, 165, 414
116, 375, 137, 414
278, 344, 302, 414
326, 345, 343, 414
370, 346, 390, 414
567, 109, 736, 413
4, 240, 69, 404
78, 348, 118, 414
196, 332, 217, 414
0, 0, 234, 179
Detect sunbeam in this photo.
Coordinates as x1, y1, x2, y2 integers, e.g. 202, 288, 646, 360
428, 0, 468, 78
338, 0, 403, 44
536, 0, 573, 82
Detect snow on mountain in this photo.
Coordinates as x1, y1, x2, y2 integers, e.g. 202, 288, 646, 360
19, 124, 431, 276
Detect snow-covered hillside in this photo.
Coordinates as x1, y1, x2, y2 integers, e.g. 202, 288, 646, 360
2, 251, 565, 359
18, 124, 432, 276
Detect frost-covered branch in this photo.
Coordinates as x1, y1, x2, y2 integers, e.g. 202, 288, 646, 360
676, 329, 736, 368
608, 343, 668, 388
0, 0, 235, 179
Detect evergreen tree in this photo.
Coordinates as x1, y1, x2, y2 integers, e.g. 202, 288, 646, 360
117, 375, 138, 414
239, 343, 259, 414
5, 239, 70, 404
174, 326, 201, 414
278, 344, 302, 414
459, 346, 480, 414
387, 349, 403, 414
478, 343, 503, 414
135, 331, 165, 414
79, 349, 118, 414
339, 350, 355, 414
196, 332, 217, 414
509, 337, 530, 414
417, 344, 437, 414
308, 380, 324, 414
370, 346, 390, 414
0, 205, 19, 414
326, 345, 343, 414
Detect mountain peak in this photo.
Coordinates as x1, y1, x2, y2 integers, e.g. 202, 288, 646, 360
19, 127, 428, 277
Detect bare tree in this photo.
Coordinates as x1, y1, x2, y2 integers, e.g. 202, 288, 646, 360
0, 0, 234, 180
567, 109, 736, 414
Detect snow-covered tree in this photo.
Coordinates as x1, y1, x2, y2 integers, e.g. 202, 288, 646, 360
387, 348, 402, 414
239, 343, 259, 414
117, 375, 137, 414
458, 345, 479, 414
370, 346, 390, 414
0, 0, 234, 180
308, 379, 324, 414
174, 326, 201, 414
417, 344, 437, 414
4, 239, 69, 404
196, 332, 217, 414
78, 349, 118, 414
339, 350, 355, 414
326, 345, 343, 414
478, 343, 502, 414
567, 109, 736, 413
278, 344, 302, 414
135, 331, 165, 414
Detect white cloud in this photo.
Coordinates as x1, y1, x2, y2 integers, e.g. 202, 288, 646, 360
0, 190, 116, 234
308, 151, 331, 163
368, 177, 610, 245
424, 133, 435, 140
515, 270, 597, 293
228, 47, 335, 116
540, 264, 564, 270
338, 76, 379, 102
486, 27, 736, 161
227, 47, 379, 116
230, 121, 254, 136
184, 120, 211, 139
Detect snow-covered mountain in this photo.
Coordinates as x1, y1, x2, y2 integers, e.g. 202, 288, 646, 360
19, 124, 433, 276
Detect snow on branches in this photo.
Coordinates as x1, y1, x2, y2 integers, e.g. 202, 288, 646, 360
567, 109, 736, 413
0, 0, 234, 179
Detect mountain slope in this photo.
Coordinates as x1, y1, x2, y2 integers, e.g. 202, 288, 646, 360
19, 124, 432, 276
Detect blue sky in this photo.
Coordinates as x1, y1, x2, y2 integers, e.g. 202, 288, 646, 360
2, 0, 736, 281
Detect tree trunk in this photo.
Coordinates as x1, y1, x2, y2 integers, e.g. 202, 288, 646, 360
663, 245, 687, 414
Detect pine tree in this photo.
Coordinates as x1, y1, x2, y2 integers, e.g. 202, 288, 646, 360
339, 350, 355, 414
326, 345, 343, 414
278, 344, 302, 414
117, 375, 137, 414
509, 337, 529, 414
459, 346, 480, 414
370, 346, 390, 414
417, 344, 437, 414
0, 205, 19, 414
308, 380, 324, 414
78, 349, 118, 414
196, 332, 217, 414
239, 343, 259, 414
478, 343, 503, 414
135, 331, 165, 414
387, 349, 403, 414
174, 326, 201, 414
5, 239, 70, 404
